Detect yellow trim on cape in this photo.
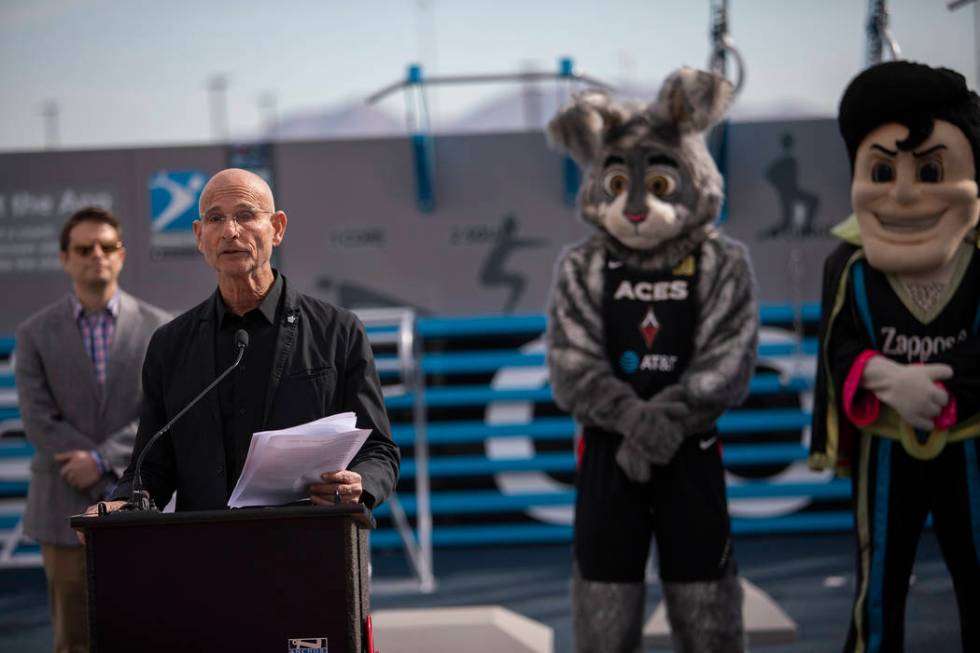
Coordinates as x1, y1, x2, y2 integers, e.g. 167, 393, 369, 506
852, 434, 873, 653
811, 248, 867, 474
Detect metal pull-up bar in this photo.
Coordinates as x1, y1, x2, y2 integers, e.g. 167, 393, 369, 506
366, 65, 613, 106
364, 58, 613, 213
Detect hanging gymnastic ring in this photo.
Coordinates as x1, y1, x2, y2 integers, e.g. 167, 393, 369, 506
708, 36, 746, 98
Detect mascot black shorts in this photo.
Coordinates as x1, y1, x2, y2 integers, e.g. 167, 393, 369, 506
574, 426, 734, 583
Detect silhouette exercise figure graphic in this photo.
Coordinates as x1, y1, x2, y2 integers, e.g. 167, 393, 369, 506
479, 214, 546, 313
760, 132, 820, 238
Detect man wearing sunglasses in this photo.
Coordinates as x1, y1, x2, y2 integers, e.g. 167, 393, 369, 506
14, 207, 170, 652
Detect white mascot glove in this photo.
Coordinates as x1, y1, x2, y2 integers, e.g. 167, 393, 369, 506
860, 356, 952, 431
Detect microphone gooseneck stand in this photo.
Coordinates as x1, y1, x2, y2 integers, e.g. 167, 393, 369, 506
120, 329, 249, 512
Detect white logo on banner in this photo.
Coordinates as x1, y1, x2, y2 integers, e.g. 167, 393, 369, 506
149, 170, 206, 233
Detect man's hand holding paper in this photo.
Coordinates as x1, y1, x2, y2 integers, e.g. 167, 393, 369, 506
308, 469, 364, 505
227, 412, 372, 508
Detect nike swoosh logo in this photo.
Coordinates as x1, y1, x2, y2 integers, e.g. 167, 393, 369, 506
699, 437, 717, 450
608, 261, 623, 269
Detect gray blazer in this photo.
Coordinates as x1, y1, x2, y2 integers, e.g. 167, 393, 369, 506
15, 290, 170, 546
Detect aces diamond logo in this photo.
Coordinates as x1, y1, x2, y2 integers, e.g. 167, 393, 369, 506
639, 307, 660, 349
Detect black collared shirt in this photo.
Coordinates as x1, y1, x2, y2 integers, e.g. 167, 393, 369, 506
214, 272, 283, 495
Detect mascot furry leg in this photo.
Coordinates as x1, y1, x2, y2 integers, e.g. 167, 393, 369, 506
662, 562, 744, 652
572, 563, 645, 652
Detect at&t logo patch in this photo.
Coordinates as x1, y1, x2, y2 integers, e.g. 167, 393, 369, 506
619, 351, 640, 374
619, 350, 679, 374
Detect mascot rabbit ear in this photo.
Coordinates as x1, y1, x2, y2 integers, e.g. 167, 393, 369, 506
546, 90, 639, 166
652, 67, 733, 134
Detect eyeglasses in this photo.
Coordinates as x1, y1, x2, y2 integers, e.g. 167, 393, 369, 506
70, 241, 124, 257
200, 209, 274, 228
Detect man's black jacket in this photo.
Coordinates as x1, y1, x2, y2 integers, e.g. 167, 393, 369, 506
114, 275, 400, 511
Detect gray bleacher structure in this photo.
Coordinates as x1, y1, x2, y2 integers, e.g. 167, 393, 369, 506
1, 303, 839, 578
0, 336, 33, 567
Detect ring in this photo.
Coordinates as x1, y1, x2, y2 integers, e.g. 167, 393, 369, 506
334, 489, 342, 504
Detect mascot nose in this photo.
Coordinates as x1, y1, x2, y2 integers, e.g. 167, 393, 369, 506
625, 211, 647, 224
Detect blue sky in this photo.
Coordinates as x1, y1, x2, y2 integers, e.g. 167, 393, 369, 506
0, 0, 975, 151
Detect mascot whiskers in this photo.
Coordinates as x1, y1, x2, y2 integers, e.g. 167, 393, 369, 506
545, 67, 758, 652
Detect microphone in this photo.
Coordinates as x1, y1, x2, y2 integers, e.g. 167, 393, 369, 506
122, 328, 249, 511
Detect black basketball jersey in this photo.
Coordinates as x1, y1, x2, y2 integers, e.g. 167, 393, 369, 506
853, 247, 980, 364
602, 249, 701, 400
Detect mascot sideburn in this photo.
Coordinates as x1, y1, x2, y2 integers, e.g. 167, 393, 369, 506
545, 68, 759, 653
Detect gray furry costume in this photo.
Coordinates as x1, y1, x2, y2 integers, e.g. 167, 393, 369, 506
545, 68, 758, 652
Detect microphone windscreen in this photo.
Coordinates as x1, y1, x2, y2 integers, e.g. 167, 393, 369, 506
235, 329, 249, 348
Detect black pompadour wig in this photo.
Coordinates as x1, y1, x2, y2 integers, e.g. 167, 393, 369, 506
838, 61, 980, 185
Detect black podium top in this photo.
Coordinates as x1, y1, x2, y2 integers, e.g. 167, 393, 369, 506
70, 502, 375, 531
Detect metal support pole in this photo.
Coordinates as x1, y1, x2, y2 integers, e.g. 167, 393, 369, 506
707, 0, 745, 96
866, 0, 901, 66
707, 0, 743, 223
258, 91, 278, 141
558, 57, 582, 208
405, 64, 435, 213
708, 0, 730, 79
41, 100, 59, 149
400, 310, 434, 592
208, 74, 229, 143
357, 308, 435, 594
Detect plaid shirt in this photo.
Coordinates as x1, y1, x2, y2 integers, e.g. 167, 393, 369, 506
70, 293, 120, 387
69, 293, 121, 479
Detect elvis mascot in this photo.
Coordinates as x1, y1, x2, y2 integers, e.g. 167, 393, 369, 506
545, 68, 758, 652
810, 61, 980, 652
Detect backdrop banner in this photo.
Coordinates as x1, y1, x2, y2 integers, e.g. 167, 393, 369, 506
0, 122, 847, 334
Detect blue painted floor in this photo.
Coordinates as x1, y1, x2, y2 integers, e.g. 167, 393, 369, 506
0, 532, 963, 651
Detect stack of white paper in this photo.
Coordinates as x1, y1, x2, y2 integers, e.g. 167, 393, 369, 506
227, 412, 371, 508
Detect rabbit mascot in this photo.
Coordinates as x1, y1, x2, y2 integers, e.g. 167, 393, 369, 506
545, 67, 758, 653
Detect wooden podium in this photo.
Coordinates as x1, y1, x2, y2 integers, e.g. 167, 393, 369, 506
71, 504, 373, 653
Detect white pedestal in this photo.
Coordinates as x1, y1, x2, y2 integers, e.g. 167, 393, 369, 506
643, 578, 798, 649
371, 605, 553, 653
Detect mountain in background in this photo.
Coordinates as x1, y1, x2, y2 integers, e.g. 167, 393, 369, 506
252, 82, 829, 142
258, 99, 404, 141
